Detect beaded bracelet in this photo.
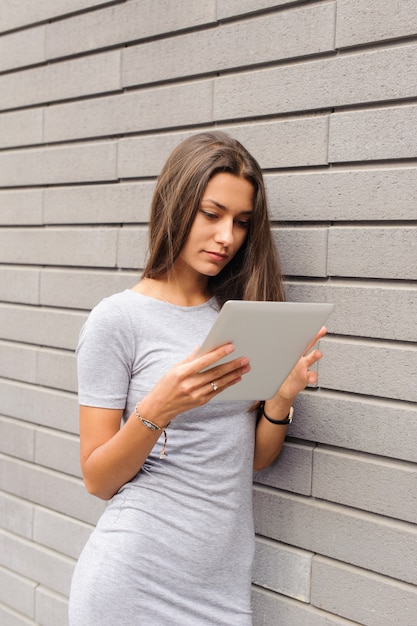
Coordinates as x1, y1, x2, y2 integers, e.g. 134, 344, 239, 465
135, 403, 170, 459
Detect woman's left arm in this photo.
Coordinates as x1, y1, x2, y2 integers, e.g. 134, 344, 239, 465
253, 326, 327, 471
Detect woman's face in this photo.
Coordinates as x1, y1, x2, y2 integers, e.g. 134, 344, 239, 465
176, 172, 254, 281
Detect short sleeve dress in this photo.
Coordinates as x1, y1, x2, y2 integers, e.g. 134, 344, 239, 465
68, 290, 257, 626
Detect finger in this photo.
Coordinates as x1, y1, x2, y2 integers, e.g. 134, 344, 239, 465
206, 362, 250, 397
304, 349, 323, 368
303, 326, 327, 356
186, 342, 236, 373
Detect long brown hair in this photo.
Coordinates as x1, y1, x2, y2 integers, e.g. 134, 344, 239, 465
142, 131, 285, 306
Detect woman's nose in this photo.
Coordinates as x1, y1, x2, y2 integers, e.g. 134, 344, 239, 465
214, 219, 234, 246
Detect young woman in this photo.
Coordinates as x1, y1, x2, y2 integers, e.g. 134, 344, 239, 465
69, 132, 325, 625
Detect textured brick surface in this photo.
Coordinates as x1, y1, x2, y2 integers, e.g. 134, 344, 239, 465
0, 190, 43, 225
214, 44, 417, 119
291, 390, 417, 464
336, 0, 417, 48
0, 26, 45, 72
286, 281, 417, 342
253, 537, 312, 601
311, 556, 417, 626
328, 227, 417, 280
254, 441, 314, 496
266, 167, 417, 221
0, 0, 119, 33
313, 447, 417, 524
329, 104, 417, 162
39, 269, 136, 310
35, 587, 69, 626
252, 586, 356, 626
254, 488, 417, 585
0, 142, 118, 187
44, 182, 154, 224
47, 0, 216, 58
0, 51, 121, 111
122, 4, 335, 87
1, 2, 416, 624
45, 82, 213, 143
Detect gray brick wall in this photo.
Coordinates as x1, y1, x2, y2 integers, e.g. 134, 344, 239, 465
0, 1, 416, 624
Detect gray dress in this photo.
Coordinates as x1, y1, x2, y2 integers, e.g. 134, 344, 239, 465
69, 290, 256, 625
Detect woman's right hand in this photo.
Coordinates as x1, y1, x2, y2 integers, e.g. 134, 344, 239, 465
138, 343, 250, 428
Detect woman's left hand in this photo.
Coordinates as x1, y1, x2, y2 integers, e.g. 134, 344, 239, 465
274, 326, 327, 403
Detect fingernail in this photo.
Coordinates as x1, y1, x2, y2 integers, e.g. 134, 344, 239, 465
225, 344, 235, 354
241, 357, 250, 366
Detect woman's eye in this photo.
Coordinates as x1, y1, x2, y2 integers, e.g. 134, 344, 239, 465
201, 210, 218, 220
235, 219, 250, 229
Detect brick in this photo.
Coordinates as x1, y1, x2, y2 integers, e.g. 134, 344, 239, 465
285, 281, 417, 342
34, 508, 92, 559
223, 117, 329, 168
252, 586, 356, 626
217, 0, 302, 20
0, 142, 118, 187
44, 81, 213, 143
0, 530, 74, 597
122, 4, 335, 87
43, 182, 154, 225
254, 441, 314, 496
329, 105, 417, 162
253, 488, 417, 584
0, 0, 119, 32
214, 43, 417, 119
34, 428, 81, 478
0, 567, 35, 619
35, 587, 69, 626
253, 537, 312, 602
0, 304, 86, 350
336, 0, 417, 48
0, 190, 43, 225
0, 416, 35, 462
0, 492, 33, 540
0, 51, 121, 111
313, 447, 417, 524
0, 341, 37, 386
37, 349, 77, 392
0, 25, 45, 72
0, 456, 105, 525
0, 380, 78, 434
117, 226, 149, 270
0, 604, 36, 625
291, 390, 417, 464
118, 117, 328, 178
311, 556, 417, 626
273, 227, 329, 278
0, 228, 118, 268
47, 0, 216, 58
0, 108, 43, 150
265, 167, 417, 221
328, 227, 417, 280
118, 131, 197, 178
0, 268, 40, 305
320, 338, 417, 402
40, 269, 136, 310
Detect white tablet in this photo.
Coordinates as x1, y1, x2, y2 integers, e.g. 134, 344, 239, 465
198, 300, 334, 402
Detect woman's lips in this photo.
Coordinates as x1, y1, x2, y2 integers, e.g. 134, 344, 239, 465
204, 251, 228, 262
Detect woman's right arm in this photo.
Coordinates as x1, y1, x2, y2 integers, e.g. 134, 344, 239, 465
79, 343, 251, 500
80, 405, 168, 500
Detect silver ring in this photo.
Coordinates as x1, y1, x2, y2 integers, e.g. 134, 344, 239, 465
211, 382, 218, 391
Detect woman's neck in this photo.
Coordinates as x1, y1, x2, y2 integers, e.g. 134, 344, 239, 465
138, 274, 211, 307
